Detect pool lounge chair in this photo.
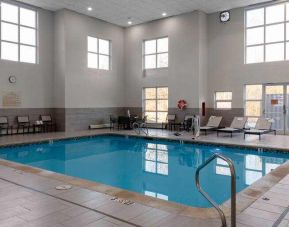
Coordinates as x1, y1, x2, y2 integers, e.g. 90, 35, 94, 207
109, 115, 117, 130
200, 116, 223, 135
217, 117, 247, 137
244, 118, 276, 140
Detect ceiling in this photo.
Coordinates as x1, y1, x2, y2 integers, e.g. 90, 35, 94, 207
18, 0, 270, 27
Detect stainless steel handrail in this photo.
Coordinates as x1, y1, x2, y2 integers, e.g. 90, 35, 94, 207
132, 122, 148, 136
195, 153, 236, 227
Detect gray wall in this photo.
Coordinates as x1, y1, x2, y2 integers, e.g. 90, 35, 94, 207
124, 11, 208, 123
2, 3, 289, 131
207, 7, 289, 108
0, 8, 54, 109
124, 11, 207, 110
62, 10, 125, 109
53, 10, 126, 131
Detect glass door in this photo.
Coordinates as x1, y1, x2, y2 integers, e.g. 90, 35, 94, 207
264, 85, 285, 134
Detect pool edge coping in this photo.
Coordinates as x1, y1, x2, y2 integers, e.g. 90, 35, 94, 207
0, 131, 288, 220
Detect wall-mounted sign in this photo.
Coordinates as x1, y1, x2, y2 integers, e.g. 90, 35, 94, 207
2, 92, 21, 107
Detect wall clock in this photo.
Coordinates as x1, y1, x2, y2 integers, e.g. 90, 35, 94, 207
220, 11, 230, 23
9, 75, 16, 84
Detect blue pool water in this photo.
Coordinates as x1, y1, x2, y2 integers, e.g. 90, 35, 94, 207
0, 135, 288, 208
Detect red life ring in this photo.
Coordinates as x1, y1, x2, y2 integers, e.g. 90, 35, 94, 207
178, 100, 187, 110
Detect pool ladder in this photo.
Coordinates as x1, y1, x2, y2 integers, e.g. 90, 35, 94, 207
195, 153, 236, 227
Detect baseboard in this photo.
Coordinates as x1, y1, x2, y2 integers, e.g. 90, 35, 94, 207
89, 124, 110, 129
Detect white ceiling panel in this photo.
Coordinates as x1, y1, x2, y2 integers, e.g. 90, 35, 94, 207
17, 0, 270, 27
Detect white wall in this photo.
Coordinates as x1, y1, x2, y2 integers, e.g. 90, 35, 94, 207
53, 10, 66, 108
54, 10, 125, 109
0, 8, 54, 108
207, 7, 289, 108
124, 11, 208, 110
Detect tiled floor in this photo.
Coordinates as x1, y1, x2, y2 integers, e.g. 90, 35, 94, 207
0, 129, 289, 226
0, 177, 133, 226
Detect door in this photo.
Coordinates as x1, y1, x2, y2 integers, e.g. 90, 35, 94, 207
264, 85, 287, 134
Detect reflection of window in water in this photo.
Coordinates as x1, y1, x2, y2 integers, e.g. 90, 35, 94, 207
265, 157, 283, 174
216, 158, 231, 176
266, 163, 280, 174
145, 190, 168, 201
145, 143, 168, 175
245, 155, 262, 185
245, 155, 285, 185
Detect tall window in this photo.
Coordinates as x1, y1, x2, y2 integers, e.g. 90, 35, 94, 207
87, 36, 111, 70
144, 37, 168, 69
143, 87, 168, 123
1, 2, 37, 63
245, 85, 263, 127
245, 2, 289, 64
215, 92, 232, 109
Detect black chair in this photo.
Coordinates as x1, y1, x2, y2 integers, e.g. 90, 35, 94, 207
0, 116, 11, 135
17, 116, 31, 134
118, 116, 131, 130
109, 115, 117, 130
40, 115, 56, 132
181, 115, 194, 131
162, 114, 176, 130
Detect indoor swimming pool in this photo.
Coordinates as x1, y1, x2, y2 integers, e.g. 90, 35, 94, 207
0, 135, 288, 208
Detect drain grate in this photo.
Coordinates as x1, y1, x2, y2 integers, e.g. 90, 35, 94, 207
14, 170, 24, 174
55, 185, 72, 190
111, 197, 134, 205
262, 197, 270, 201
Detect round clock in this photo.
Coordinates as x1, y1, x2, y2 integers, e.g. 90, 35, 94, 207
9, 76, 16, 84
220, 11, 230, 23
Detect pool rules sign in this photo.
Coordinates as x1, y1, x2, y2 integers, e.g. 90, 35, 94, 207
2, 91, 21, 107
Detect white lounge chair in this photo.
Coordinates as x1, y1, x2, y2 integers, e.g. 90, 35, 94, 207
200, 116, 223, 135
244, 118, 276, 140
217, 117, 247, 137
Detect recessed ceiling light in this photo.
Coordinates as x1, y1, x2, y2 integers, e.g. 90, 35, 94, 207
87, 7, 92, 11
162, 12, 167, 16
128, 21, 132, 25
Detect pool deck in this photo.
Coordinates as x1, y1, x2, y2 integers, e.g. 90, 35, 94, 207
0, 129, 288, 226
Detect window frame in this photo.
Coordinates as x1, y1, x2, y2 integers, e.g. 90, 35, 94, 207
87, 36, 111, 70
142, 87, 168, 123
214, 91, 233, 110
143, 36, 169, 70
245, 2, 289, 64
0, 0, 38, 64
